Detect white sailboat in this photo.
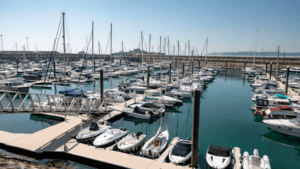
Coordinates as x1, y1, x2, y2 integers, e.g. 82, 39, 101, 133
142, 37, 169, 158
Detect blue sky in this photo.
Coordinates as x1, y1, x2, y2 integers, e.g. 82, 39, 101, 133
1, 0, 299, 54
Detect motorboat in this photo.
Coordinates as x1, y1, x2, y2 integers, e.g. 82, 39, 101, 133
263, 115, 300, 137
127, 85, 147, 92
123, 105, 161, 120
144, 89, 182, 106
170, 89, 192, 99
76, 121, 112, 142
265, 106, 300, 117
242, 149, 271, 169
206, 145, 231, 169
117, 132, 146, 152
168, 139, 192, 164
93, 128, 129, 147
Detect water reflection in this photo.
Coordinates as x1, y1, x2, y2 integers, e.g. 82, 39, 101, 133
262, 130, 300, 149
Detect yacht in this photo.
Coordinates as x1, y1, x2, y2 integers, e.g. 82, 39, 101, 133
263, 115, 300, 137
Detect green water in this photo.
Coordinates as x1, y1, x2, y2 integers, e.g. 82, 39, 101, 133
1, 70, 300, 168
110, 69, 300, 169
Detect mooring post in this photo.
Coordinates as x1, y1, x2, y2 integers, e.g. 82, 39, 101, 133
226, 60, 228, 71
169, 64, 172, 84
147, 66, 150, 89
100, 70, 104, 104
270, 62, 273, 79
16, 59, 19, 70
285, 66, 289, 95
191, 89, 200, 168
265, 61, 268, 74
53, 61, 56, 79
244, 61, 246, 73
120, 58, 121, 66
198, 60, 201, 70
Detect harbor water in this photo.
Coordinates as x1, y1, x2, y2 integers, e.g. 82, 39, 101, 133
0, 69, 300, 168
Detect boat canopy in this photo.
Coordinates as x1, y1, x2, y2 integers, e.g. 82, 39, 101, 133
133, 106, 146, 114
208, 145, 231, 157
173, 142, 192, 157
89, 122, 99, 131
276, 94, 288, 99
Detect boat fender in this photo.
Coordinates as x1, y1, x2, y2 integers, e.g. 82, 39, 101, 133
260, 111, 264, 116
274, 102, 278, 105
254, 110, 259, 115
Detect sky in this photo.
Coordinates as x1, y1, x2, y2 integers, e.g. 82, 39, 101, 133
1, 0, 300, 54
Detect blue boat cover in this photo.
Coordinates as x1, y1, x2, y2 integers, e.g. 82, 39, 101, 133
276, 94, 288, 99
133, 106, 145, 114
89, 122, 99, 131
173, 142, 192, 157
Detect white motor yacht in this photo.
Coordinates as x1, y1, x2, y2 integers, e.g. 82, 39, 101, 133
93, 128, 129, 147
263, 115, 300, 137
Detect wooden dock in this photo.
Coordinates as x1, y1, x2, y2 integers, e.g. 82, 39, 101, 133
233, 147, 241, 169
0, 94, 189, 168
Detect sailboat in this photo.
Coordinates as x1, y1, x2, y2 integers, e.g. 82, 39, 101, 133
142, 36, 169, 158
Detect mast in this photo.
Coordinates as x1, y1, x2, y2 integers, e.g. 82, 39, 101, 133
141, 31, 143, 64
110, 23, 112, 63
62, 12, 66, 92
167, 36, 169, 62
92, 21, 95, 93
159, 36, 162, 128
205, 37, 208, 66
276, 46, 279, 84
149, 34, 151, 63
177, 41, 179, 69
0, 35, 3, 51
253, 29, 258, 67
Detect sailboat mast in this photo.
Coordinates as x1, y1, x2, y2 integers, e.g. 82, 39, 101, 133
253, 29, 258, 67
149, 34, 151, 63
205, 37, 208, 66
177, 41, 179, 69
276, 46, 279, 84
92, 21, 95, 93
110, 23, 112, 63
62, 12, 66, 92
141, 31, 143, 64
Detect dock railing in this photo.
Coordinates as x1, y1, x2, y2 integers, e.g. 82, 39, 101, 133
0, 90, 107, 114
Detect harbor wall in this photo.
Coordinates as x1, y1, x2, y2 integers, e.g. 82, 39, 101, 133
1, 51, 300, 69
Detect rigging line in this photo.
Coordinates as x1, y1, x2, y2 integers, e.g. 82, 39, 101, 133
43, 16, 63, 84
200, 39, 207, 56
65, 18, 72, 53
76, 31, 93, 87
104, 33, 111, 55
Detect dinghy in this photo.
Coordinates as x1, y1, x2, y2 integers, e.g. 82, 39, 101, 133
206, 145, 231, 169
168, 139, 192, 164
93, 128, 129, 147
76, 121, 111, 142
242, 149, 271, 169
123, 105, 162, 120
117, 132, 146, 152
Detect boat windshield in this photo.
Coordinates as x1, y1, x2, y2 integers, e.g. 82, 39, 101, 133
289, 118, 300, 125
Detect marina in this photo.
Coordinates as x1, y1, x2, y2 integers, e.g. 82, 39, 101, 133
1, 1, 300, 168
